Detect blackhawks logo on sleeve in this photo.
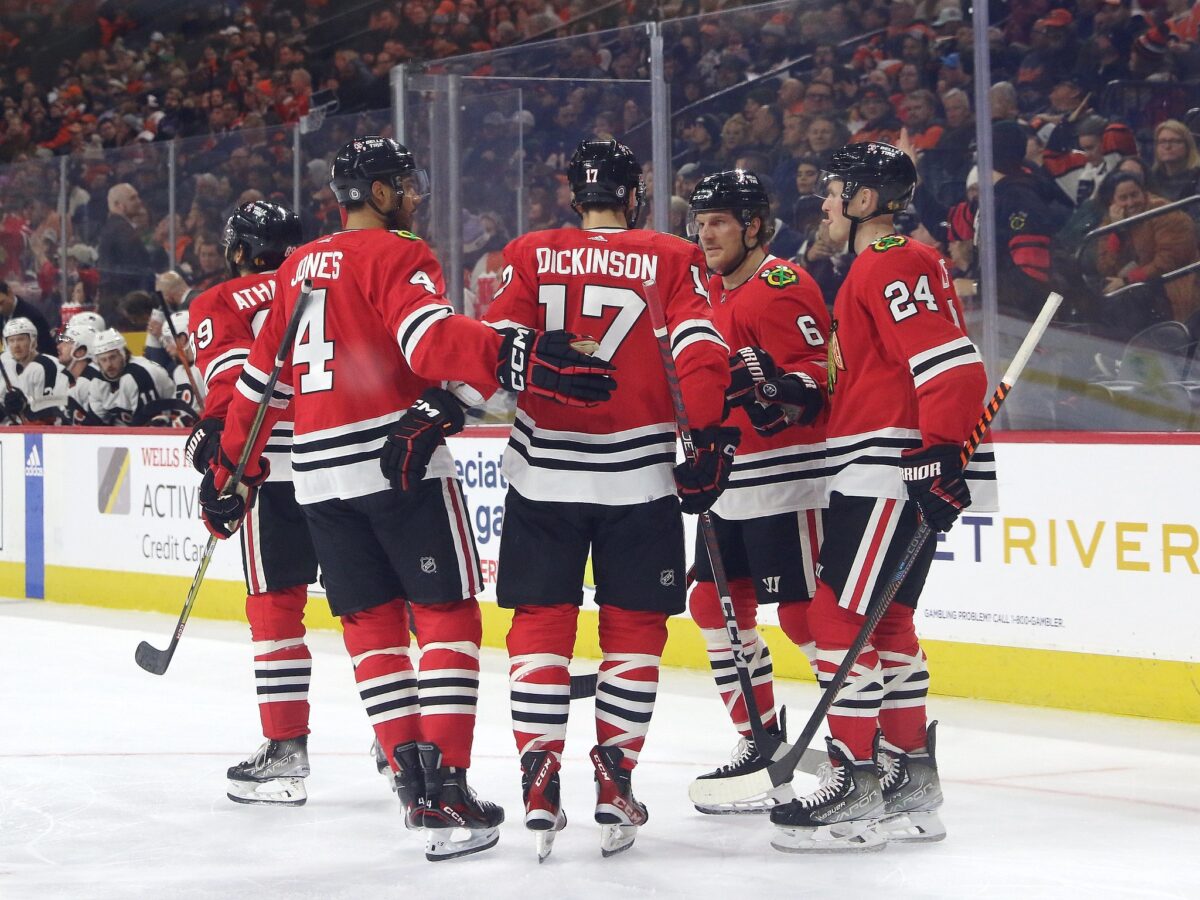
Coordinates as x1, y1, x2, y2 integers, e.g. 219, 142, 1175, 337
826, 319, 844, 394
390, 229, 422, 241
761, 264, 798, 288
870, 234, 907, 252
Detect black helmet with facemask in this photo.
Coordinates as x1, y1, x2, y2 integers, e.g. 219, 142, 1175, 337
329, 135, 430, 230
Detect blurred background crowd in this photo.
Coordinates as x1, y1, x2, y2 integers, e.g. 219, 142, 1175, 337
0, 0, 1198, 428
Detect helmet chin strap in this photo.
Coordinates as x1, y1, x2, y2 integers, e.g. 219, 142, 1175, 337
368, 185, 406, 230
717, 219, 762, 278
841, 193, 890, 252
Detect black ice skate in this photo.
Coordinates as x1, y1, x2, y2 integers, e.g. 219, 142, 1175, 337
590, 744, 648, 858
689, 707, 795, 814
415, 742, 504, 862
226, 736, 310, 806
521, 750, 568, 862
876, 720, 946, 843
770, 737, 885, 853
392, 741, 425, 829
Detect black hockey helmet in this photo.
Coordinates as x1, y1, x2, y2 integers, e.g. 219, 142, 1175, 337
329, 135, 430, 207
821, 141, 917, 222
687, 169, 776, 244
567, 139, 645, 228
223, 200, 303, 275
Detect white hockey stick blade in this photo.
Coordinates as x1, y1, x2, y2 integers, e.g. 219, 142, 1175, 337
687, 745, 826, 807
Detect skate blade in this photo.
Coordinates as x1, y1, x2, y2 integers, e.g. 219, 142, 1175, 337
771, 820, 887, 854
226, 777, 307, 806
599, 824, 637, 858
527, 808, 567, 863
694, 783, 795, 816
877, 810, 946, 843
424, 826, 500, 862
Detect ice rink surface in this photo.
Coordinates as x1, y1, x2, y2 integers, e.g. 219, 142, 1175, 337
2, 598, 1198, 900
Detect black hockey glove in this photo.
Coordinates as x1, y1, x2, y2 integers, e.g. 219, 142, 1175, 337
185, 417, 224, 474
900, 443, 971, 533
726, 346, 779, 409
199, 457, 270, 539
496, 327, 617, 407
674, 425, 741, 515
747, 371, 826, 435
380, 387, 466, 492
3, 388, 28, 417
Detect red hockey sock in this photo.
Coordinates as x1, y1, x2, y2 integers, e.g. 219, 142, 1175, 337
596, 606, 668, 770
411, 599, 482, 769
341, 598, 418, 771
808, 583, 882, 762
507, 604, 577, 760
689, 578, 777, 736
246, 585, 311, 741
874, 603, 929, 752
777, 599, 818, 676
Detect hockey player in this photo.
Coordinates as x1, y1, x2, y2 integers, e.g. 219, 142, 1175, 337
88, 329, 174, 426
164, 310, 205, 412
201, 136, 615, 861
770, 142, 994, 852
185, 200, 323, 807
684, 170, 830, 813
3, 317, 69, 424
481, 140, 733, 858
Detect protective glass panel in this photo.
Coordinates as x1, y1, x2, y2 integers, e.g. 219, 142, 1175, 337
0, 155, 66, 326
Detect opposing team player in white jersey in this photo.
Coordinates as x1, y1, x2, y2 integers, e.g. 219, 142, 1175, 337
482, 140, 733, 859
201, 136, 615, 862
770, 142, 997, 852
185, 200, 323, 806
3, 316, 68, 423
683, 170, 830, 813
86, 329, 174, 425
164, 309, 205, 413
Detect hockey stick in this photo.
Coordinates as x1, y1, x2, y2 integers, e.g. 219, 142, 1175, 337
0, 355, 23, 425
158, 293, 204, 404
642, 279, 777, 753
135, 280, 315, 675
699, 292, 1064, 803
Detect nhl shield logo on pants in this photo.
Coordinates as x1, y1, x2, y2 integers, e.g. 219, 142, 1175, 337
420, 556, 437, 574
660, 569, 675, 587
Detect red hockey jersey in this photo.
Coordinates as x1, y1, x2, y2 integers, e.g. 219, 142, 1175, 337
219, 228, 507, 505
191, 271, 294, 481
708, 255, 829, 520
484, 226, 728, 505
825, 234, 997, 507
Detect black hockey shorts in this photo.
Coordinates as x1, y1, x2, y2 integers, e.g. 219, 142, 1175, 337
301, 477, 482, 617
815, 492, 935, 615
691, 508, 823, 605
496, 488, 686, 615
240, 481, 319, 595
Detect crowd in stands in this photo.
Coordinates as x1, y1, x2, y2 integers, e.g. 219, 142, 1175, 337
1, 0, 1199, 429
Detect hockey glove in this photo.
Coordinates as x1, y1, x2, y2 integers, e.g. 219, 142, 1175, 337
747, 372, 825, 435
496, 327, 616, 407
185, 417, 224, 474
900, 443, 971, 533
674, 425, 741, 515
380, 387, 467, 492
199, 456, 270, 539
3, 388, 28, 417
726, 346, 779, 409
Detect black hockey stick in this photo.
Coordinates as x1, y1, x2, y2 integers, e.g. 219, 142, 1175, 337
642, 279, 777, 753
705, 292, 1064, 803
135, 280, 315, 675
157, 293, 204, 404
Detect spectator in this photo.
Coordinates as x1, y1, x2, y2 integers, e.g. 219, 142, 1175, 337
901, 90, 944, 153
96, 183, 153, 323
676, 114, 722, 171
1095, 171, 1200, 325
851, 85, 901, 144
990, 81, 1020, 121
0, 282, 55, 355
805, 115, 843, 168
1147, 120, 1200, 203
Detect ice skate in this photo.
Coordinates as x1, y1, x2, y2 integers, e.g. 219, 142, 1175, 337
590, 745, 648, 858
416, 742, 504, 861
521, 750, 567, 862
770, 738, 885, 853
690, 707, 795, 814
371, 738, 400, 794
876, 720, 946, 843
226, 736, 310, 806
392, 741, 425, 829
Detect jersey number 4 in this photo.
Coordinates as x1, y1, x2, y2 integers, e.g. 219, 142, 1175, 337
294, 288, 335, 393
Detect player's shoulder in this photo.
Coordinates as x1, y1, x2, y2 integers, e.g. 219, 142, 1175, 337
855, 234, 941, 277
30, 354, 59, 378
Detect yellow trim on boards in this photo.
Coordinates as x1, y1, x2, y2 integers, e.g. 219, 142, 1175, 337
33, 564, 1200, 724
0, 561, 25, 600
